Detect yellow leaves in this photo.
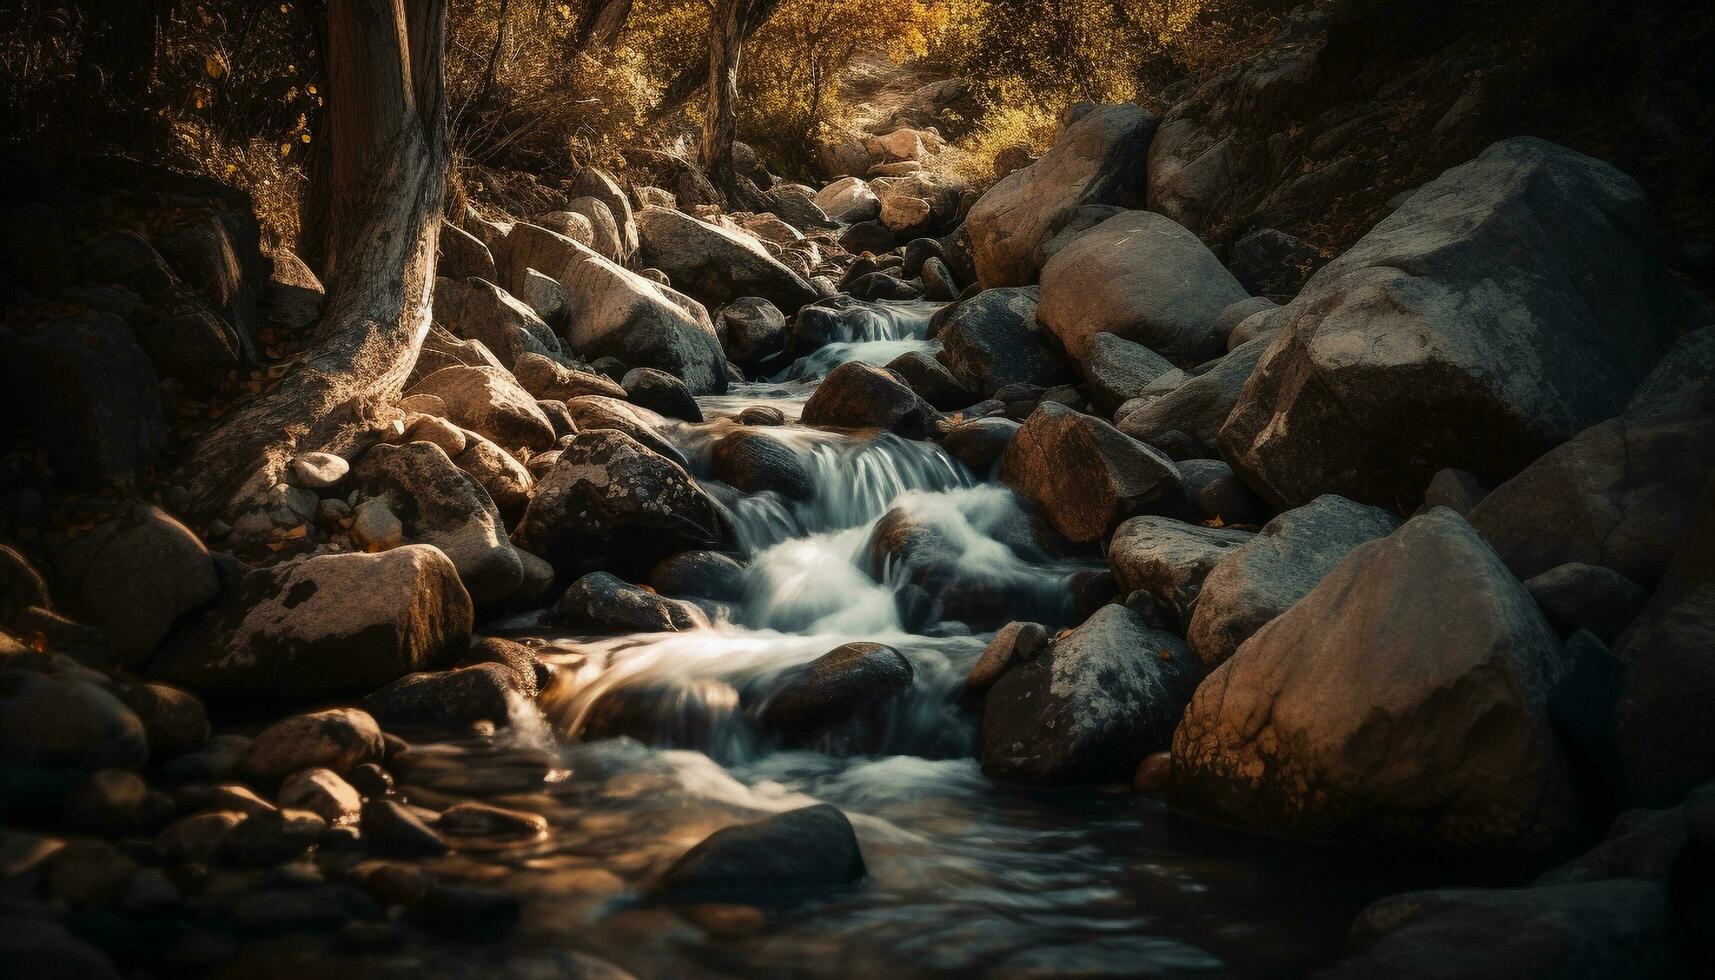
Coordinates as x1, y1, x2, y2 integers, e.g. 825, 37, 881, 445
278, 142, 292, 157
203, 55, 224, 79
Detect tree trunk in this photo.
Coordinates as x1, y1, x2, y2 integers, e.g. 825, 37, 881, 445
653, 0, 781, 120
702, 0, 742, 199
187, 0, 449, 519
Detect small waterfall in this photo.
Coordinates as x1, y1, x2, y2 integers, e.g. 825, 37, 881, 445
776, 298, 943, 381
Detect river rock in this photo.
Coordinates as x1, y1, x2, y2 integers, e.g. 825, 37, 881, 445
1107, 516, 1252, 622
942, 417, 1019, 476
711, 430, 813, 501
648, 551, 746, 603
1177, 458, 1271, 525
814, 176, 881, 222
240, 708, 384, 785
1173, 509, 1576, 852
515, 429, 725, 579
966, 104, 1156, 287
966, 621, 1050, 694
801, 362, 937, 438
1467, 325, 1715, 586
982, 605, 1200, 783
153, 809, 243, 862
1002, 403, 1190, 543
364, 663, 520, 728
1186, 495, 1400, 668
148, 545, 472, 705
718, 297, 787, 364
1218, 138, 1705, 512
1117, 334, 1272, 459
657, 803, 866, 900
886, 350, 975, 411
407, 365, 556, 451
352, 441, 528, 607
559, 395, 688, 466
572, 165, 640, 262
452, 431, 536, 526
1523, 564, 1649, 642
557, 572, 708, 633
279, 767, 363, 826
636, 207, 817, 315
757, 642, 914, 746
1080, 333, 1175, 416
433, 276, 562, 368
438, 220, 496, 282
115, 682, 208, 760
936, 287, 1064, 397
63, 768, 171, 836
46, 502, 217, 665
363, 799, 450, 856
1230, 228, 1319, 298
622, 367, 702, 422
1039, 210, 1247, 365
0, 673, 147, 770
513, 351, 627, 402
563, 196, 625, 263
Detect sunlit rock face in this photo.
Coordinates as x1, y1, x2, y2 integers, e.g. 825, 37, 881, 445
1172, 509, 1578, 854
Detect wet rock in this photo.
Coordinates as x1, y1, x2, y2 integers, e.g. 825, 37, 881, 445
1220, 139, 1705, 512
718, 297, 787, 365
581, 677, 743, 750
658, 804, 866, 900
623, 367, 702, 422
1186, 495, 1400, 668
64, 769, 172, 836
757, 642, 914, 745
637, 207, 817, 314
1468, 325, 1715, 586
1002, 403, 1190, 543
1039, 210, 1246, 365
513, 352, 628, 402
648, 551, 746, 603
1174, 510, 1576, 852
362, 799, 449, 857
407, 365, 556, 451
347, 763, 394, 800
1524, 564, 1649, 642
438, 801, 547, 839
241, 708, 384, 785
966, 621, 1049, 694
218, 807, 327, 865
115, 682, 208, 759
279, 767, 362, 826
515, 429, 725, 580
801, 361, 937, 438
711, 429, 813, 501
0, 673, 147, 770
982, 604, 1199, 783
738, 405, 786, 427
1108, 516, 1252, 622
936, 287, 1063, 397
966, 104, 1155, 287
462, 636, 544, 698
1080, 333, 1175, 416
149, 545, 473, 705
433, 276, 563, 368
557, 572, 708, 633
887, 350, 976, 411
941, 417, 1019, 476
0, 310, 167, 488
845, 271, 922, 302
1319, 878, 1690, 980
1117, 334, 1272, 459
46, 501, 217, 665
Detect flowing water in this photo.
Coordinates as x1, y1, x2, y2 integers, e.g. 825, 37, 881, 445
383, 297, 1405, 977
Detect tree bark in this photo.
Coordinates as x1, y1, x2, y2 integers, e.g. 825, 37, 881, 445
701, 0, 742, 199
653, 0, 782, 120
187, 0, 449, 519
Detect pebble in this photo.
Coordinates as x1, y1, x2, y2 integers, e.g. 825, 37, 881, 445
362, 799, 449, 857
278, 767, 363, 826
351, 497, 404, 551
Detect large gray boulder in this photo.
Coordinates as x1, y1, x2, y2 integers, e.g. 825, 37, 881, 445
936, 287, 1064, 397
636, 207, 817, 314
432, 276, 562, 368
1172, 509, 1576, 853
514, 429, 725, 580
1080, 333, 1175, 416
966, 104, 1155, 287
1468, 326, 1715, 587
148, 545, 472, 705
1107, 516, 1251, 622
1038, 210, 1248, 365
1186, 495, 1400, 668
571, 166, 640, 263
1002, 403, 1190, 544
982, 604, 1201, 783
1117, 334, 1273, 459
1218, 138, 1706, 511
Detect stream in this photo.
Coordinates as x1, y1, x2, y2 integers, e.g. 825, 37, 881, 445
380, 299, 1405, 978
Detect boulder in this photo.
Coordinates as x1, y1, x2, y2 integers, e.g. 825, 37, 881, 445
1177, 458, 1271, 525
0, 673, 147, 771
838, 220, 896, 255
1229, 228, 1319, 297
1468, 326, 1715, 586
1038, 210, 1247, 364
352, 441, 529, 607
1524, 564, 1649, 642
1117, 333, 1271, 459
757, 642, 914, 745
657, 804, 866, 900
966, 104, 1156, 287
407, 365, 556, 451
1219, 139, 1705, 512
563, 196, 625, 263
148, 545, 473, 705
710, 430, 813, 501
571, 166, 640, 262
1186, 494, 1400, 668
279, 768, 363, 826
942, 417, 1019, 475
1002, 403, 1190, 544
800, 362, 937, 438
717, 297, 787, 365
559, 394, 688, 465
0, 311, 167, 488
636, 207, 817, 314
556, 572, 708, 633
514, 429, 725, 579
362, 799, 449, 857
513, 351, 627, 402
240, 708, 384, 785
438, 221, 496, 282
364, 663, 521, 728
47, 502, 217, 665
936, 287, 1064, 397
622, 367, 702, 422
885, 349, 976, 410
115, 682, 208, 760
452, 431, 535, 526
982, 605, 1200, 783
1080, 333, 1175, 416
408, 326, 505, 386
432, 277, 562, 368
1107, 516, 1252, 621
1173, 510, 1576, 852
649, 551, 746, 603
814, 176, 881, 222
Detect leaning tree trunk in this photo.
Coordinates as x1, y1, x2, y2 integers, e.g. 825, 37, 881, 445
186, 0, 449, 518
654, 0, 781, 120
702, 0, 742, 199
